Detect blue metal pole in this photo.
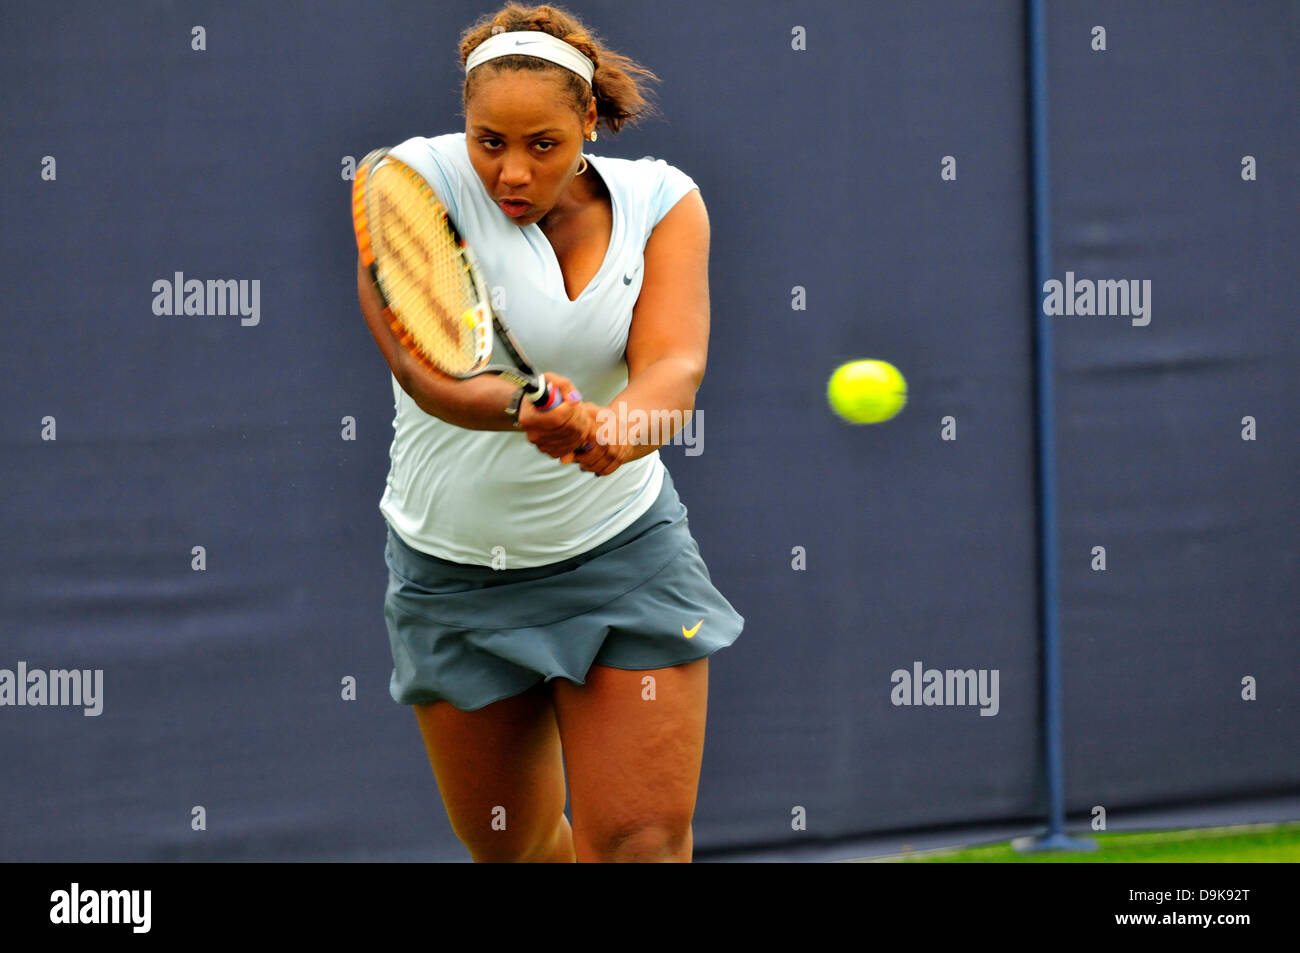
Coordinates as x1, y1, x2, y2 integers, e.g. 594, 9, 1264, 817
1019, 0, 1094, 854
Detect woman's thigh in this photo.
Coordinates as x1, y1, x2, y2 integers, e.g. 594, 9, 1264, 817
551, 658, 709, 861
412, 680, 568, 861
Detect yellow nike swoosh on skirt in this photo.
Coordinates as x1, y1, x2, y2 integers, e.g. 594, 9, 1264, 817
682, 620, 703, 638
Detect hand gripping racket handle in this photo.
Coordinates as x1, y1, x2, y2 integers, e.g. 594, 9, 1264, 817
530, 379, 594, 454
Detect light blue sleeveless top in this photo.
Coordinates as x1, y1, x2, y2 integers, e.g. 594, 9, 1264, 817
377, 133, 701, 568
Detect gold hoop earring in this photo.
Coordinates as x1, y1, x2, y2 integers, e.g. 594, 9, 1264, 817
576, 155, 588, 175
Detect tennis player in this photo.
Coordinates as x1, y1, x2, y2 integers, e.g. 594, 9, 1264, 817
356, 3, 743, 862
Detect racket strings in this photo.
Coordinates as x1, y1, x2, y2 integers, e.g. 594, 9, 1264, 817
368, 167, 480, 375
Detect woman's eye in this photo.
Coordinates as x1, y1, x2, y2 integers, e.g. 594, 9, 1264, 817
477, 138, 553, 152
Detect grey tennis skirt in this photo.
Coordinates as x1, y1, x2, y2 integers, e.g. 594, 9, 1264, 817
382, 468, 744, 711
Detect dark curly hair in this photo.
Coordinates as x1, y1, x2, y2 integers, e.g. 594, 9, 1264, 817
458, 3, 661, 135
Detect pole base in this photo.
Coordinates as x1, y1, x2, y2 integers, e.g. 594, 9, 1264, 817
1012, 832, 1098, 854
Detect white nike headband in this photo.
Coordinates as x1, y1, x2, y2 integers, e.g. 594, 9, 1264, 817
465, 30, 595, 85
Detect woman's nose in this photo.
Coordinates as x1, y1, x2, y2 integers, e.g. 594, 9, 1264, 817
500, 159, 531, 187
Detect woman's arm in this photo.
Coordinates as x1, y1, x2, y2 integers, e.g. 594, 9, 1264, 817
569, 189, 710, 476
356, 256, 586, 437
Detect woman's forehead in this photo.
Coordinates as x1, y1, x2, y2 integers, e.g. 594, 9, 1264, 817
469, 70, 575, 113
469, 68, 567, 101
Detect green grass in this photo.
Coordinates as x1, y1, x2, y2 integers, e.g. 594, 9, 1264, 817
883, 822, 1300, 862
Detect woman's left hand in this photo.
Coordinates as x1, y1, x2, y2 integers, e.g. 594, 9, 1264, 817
519, 390, 631, 476
570, 416, 631, 476
518, 374, 596, 464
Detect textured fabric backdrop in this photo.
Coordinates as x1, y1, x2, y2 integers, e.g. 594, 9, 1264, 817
0, 0, 1294, 861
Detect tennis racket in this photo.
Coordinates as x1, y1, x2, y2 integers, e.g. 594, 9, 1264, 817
352, 146, 566, 412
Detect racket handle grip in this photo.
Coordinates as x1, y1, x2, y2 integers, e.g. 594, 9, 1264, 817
531, 379, 584, 410
532, 382, 565, 410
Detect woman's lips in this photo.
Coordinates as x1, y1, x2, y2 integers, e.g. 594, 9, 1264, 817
499, 200, 530, 218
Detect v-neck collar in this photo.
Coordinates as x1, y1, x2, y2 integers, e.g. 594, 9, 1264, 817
526, 152, 618, 304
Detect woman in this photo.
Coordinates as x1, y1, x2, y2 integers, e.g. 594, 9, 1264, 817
356, 2, 742, 863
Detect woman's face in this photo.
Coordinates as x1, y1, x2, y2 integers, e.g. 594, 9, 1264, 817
465, 69, 592, 227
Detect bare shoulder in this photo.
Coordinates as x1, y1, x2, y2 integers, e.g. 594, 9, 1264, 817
650, 188, 709, 243
643, 188, 709, 279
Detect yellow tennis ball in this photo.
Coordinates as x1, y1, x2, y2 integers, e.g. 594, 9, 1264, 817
827, 360, 907, 424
